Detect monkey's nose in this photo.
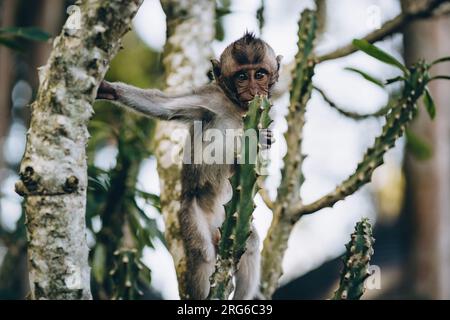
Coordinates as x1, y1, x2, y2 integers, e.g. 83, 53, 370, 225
249, 88, 258, 96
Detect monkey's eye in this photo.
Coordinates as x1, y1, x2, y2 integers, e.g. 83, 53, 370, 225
255, 70, 268, 80
236, 72, 248, 81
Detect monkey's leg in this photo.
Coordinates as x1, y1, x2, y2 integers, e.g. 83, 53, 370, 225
233, 224, 260, 300
179, 198, 217, 300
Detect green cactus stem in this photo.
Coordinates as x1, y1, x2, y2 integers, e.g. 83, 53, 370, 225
332, 218, 375, 300
208, 95, 271, 300
293, 59, 432, 217
260, 8, 318, 299
110, 248, 151, 300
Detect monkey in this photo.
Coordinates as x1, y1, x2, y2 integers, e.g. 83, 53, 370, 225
96, 32, 282, 299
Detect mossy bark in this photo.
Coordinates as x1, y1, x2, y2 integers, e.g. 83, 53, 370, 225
15, 0, 143, 299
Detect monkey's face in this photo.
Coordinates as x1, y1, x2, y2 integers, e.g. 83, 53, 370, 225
232, 65, 271, 104
212, 32, 282, 109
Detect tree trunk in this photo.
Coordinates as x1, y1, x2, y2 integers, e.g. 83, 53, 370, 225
15, 0, 143, 299
155, 0, 215, 299
402, 0, 450, 299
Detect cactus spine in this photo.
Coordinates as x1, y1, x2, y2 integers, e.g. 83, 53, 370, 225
110, 248, 151, 300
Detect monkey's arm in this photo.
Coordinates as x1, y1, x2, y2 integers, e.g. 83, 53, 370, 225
96, 80, 215, 121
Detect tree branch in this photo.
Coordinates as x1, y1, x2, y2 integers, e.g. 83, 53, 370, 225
258, 183, 274, 210
290, 61, 433, 219
317, 0, 450, 62
314, 86, 391, 120
15, 0, 143, 299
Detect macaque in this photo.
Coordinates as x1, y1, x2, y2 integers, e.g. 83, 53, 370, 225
96, 32, 282, 299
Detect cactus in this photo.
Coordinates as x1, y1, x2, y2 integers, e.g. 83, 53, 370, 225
279, 8, 317, 200
233, 96, 271, 261
261, 8, 318, 299
297, 57, 435, 217
208, 95, 271, 299
260, 7, 450, 298
332, 218, 375, 300
110, 248, 151, 300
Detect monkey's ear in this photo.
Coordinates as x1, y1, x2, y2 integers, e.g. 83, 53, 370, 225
276, 55, 283, 71
211, 59, 221, 79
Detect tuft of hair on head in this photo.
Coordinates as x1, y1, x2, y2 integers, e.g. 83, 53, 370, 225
230, 31, 265, 65
241, 31, 256, 44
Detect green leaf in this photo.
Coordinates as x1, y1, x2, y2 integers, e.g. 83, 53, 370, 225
429, 75, 450, 82
406, 129, 432, 160
431, 56, 450, 66
216, 7, 232, 18
256, 0, 265, 31
135, 189, 160, 210
423, 88, 436, 119
352, 39, 408, 74
0, 36, 24, 51
344, 67, 384, 88
0, 27, 51, 41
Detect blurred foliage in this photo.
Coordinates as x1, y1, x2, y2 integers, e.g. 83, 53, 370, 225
109, 248, 151, 300
215, 0, 231, 41
406, 129, 433, 160
256, 0, 265, 33
0, 27, 50, 51
106, 32, 164, 89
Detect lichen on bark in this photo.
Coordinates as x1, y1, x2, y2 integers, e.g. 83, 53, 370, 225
16, 0, 143, 299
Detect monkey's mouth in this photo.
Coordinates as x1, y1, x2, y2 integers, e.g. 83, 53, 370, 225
239, 99, 252, 111
239, 95, 256, 105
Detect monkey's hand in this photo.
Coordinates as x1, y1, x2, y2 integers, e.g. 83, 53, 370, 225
213, 228, 221, 249
96, 80, 118, 100
259, 129, 275, 150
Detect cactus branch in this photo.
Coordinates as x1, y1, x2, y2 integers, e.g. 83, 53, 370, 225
314, 86, 392, 120
332, 218, 375, 300
257, 182, 274, 210
260, 9, 318, 299
429, 75, 450, 82
290, 60, 433, 219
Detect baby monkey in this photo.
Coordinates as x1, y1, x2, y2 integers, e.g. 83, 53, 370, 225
97, 32, 282, 299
